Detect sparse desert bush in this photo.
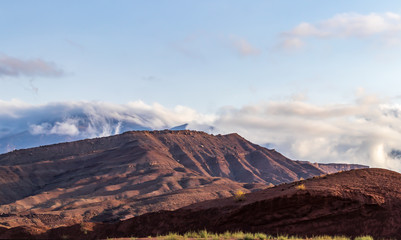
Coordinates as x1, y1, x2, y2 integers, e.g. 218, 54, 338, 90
233, 190, 246, 202
199, 229, 209, 238
295, 184, 306, 190
243, 233, 256, 240
276, 235, 302, 240
354, 236, 374, 240
254, 232, 268, 240
222, 231, 232, 239
164, 232, 181, 240
231, 231, 246, 239
276, 235, 289, 240
184, 231, 199, 238
331, 236, 350, 240
313, 236, 350, 240
150, 230, 373, 240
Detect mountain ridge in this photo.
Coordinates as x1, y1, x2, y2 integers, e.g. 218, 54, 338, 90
0, 130, 367, 232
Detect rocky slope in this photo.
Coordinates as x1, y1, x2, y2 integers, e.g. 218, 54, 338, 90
30, 168, 401, 240
0, 130, 366, 232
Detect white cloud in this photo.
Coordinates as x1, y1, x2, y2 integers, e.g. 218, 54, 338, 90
50, 121, 79, 136
0, 100, 215, 140
29, 123, 51, 135
281, 12, 401, 49
214, 96, 401, 171
0, 54, 64, 78
30, 119, 80, 136
2, 97, 401, 172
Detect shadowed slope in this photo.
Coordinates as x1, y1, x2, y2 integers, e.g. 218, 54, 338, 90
36, 168, 401, 240
0, 130, 366, 231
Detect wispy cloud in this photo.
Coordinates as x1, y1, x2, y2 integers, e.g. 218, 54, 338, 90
229, 36, 260, 56
141, 75, 159, 82
280, 12, 401, 49
65, 39, 85, 52
171, 32, 208, 60
0, 54, 64, 78
172, 33, 261, 59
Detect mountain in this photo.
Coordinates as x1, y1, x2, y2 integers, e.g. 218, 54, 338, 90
31, 168, 401, 240
0, 130, 367, 233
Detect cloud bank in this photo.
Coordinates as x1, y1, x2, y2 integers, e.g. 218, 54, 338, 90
0, 54, 64, 78
0, 100, 214, 139
281, 12, 401, 49
215, 96, 401, 171
1, 98, 401, 172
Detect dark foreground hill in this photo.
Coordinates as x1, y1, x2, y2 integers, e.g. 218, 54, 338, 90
0, 130, 366, 232
28, 168, 401, 240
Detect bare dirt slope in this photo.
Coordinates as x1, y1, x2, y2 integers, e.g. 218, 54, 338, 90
32, 168, 401, 240
0, 130, 366, 232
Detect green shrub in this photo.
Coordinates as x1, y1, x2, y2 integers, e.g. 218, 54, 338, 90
164, 232, 181, 240
145, 231, 365, 240
184, 231, 199, 238
222, 231, 232, 239
229, 231, 244, 239
199, 229, 209, 238
254, 233, 268, 240
354, 236, 374, 240
332, 236, 351, 240
243, 233, 256, 240
313, 236, 350, 240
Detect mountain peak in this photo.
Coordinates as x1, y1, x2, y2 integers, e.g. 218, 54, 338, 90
0, 130, 367, 232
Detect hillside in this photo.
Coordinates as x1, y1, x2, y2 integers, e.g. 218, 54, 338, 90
33, 168, 401, 240
0, 130, 366, 231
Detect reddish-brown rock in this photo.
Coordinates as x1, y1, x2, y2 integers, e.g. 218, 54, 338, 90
0, 130, 366, 234
33, 168, 401, 240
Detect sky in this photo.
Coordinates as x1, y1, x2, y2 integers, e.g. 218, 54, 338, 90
3, 1, 401, 171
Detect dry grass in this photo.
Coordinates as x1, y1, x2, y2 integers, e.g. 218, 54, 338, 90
138, 230, 373, 240
233, 190, 246, 202
295, 184, 306, 190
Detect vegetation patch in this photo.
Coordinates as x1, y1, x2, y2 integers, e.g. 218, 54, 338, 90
233, 190, 246, 202
354, 237, 374, 240
295, 184, 306, 190
146, 230, 374, 240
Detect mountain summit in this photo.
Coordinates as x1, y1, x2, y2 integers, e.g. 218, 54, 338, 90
0, 130, 366, 231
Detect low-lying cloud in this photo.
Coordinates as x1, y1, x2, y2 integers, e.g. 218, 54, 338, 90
281, 12, 401, 49
0, 100, 214, 139
2, 97, 401, 172
216, 98, 401, 171
30, 120, 80, 136
0, 54, 64, 78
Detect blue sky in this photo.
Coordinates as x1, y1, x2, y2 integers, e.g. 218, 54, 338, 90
2, 1, 401, 111
3, 1, 401, 170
